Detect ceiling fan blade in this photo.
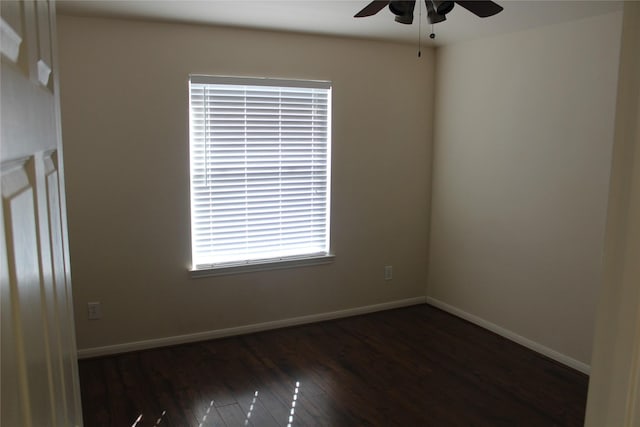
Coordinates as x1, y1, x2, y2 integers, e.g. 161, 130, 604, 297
355, 0, 390, 17
454, 1, 503, 18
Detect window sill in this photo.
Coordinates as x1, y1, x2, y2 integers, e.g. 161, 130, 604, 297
189, 254, 335, 278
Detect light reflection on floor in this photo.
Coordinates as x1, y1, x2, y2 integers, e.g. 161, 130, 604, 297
131, 413, 142, 427
131, 381, 301, 426
244, 391, 259, 425
197, 400, 215, 427
287, 381, 300, 427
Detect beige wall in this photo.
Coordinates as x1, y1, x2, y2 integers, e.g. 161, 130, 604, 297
57, 16, 435, 351
427, 12, 622, 367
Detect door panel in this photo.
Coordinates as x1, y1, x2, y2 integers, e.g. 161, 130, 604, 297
1, 174, 25, 427
0, 0, 24, 65
34, 0, 52, 87
2, 161, 54, 426
1, 1, 83, 426
45, 153, 75, 426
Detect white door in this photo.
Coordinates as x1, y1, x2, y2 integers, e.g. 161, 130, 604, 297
1, 1, 83, 426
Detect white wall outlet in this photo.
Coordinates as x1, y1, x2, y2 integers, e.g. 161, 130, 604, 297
87, 302, 102, 320
384, 265, 393, 281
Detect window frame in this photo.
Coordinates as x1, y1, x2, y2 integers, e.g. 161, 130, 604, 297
188, 75, 334, 276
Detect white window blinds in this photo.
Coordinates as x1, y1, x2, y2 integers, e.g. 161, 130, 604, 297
189, 75, 332, 269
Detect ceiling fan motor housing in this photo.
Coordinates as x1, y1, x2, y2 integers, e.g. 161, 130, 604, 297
389, 0, 416, 24
432, 1, 455, 15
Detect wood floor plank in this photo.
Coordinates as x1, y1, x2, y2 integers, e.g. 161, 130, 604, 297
79, 304, 589, 426
216, 403, 250, 426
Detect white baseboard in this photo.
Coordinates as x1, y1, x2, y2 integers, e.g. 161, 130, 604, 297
426, 296, 591, 375
77, 296, 427, 359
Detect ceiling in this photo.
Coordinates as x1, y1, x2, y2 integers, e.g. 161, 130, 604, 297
56, 0, 623, 46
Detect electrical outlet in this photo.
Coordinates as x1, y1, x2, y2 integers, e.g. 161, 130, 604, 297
87, 302, 102, 320
384, 265, 393, 281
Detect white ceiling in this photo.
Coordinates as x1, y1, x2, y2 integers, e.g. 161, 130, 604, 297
56, 0, 623, 46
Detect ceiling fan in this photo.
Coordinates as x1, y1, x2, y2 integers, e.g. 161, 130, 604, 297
354, 1, 503, 25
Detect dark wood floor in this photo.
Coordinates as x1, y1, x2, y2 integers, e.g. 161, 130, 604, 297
79, 304, 589, 426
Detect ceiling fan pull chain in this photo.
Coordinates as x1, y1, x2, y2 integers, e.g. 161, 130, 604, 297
430, 23, 436, 39
418, 0, 422, 57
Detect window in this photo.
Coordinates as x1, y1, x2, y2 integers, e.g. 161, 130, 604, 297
188, 75, 332, 272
